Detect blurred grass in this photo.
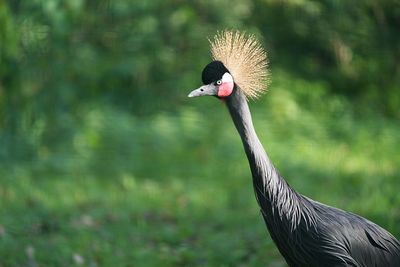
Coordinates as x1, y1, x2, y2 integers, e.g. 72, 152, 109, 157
0, 70, 399, 266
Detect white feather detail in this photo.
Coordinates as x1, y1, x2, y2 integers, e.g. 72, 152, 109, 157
221, 72, 233, 83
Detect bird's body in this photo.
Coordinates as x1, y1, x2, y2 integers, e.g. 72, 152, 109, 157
226, 86, 400, 266
189, 30, 400, 266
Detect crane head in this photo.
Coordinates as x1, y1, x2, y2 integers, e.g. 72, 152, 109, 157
188, 60, 234, 98
188, 30, 269, 100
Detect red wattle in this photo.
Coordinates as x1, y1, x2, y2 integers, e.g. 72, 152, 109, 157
218, 82, 234, 97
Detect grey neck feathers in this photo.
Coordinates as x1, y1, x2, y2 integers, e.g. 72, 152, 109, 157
225, 86, 316, 231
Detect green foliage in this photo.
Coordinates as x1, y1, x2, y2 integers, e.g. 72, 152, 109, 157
1, 82, 399, 265
253, 0, 400, 117
0, 0, 399, 266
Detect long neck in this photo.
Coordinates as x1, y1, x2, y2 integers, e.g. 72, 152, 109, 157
225, 87, 307, 230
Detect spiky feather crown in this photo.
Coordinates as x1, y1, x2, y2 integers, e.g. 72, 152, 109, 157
209, 30, 269, 99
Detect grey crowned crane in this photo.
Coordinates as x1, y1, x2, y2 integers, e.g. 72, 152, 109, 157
188, 30, 400, 267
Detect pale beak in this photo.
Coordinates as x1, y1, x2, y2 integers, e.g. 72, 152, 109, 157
188, 84, 218, 98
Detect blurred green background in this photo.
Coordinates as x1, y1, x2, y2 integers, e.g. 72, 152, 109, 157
1, 0, 399, 266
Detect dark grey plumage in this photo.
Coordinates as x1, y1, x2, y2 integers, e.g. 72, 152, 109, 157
225, 85, 400, 267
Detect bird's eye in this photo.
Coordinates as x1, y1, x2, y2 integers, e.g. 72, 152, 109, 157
216, 80, 222, 85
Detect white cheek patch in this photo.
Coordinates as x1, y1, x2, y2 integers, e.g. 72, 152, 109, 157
218, 72, 234, 97
222, 72, 233, 83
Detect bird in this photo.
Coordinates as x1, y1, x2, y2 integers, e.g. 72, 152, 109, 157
188, 30, 400, 267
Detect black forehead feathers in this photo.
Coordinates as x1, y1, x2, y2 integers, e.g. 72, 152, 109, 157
202, 61, 230, 84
